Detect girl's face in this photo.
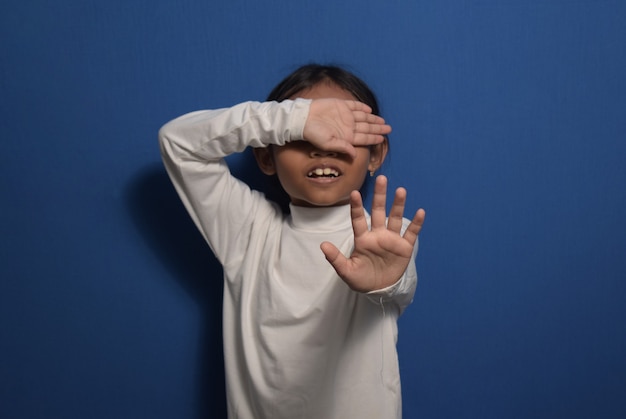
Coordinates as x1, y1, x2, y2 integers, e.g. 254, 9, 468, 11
257, 81, 387, 207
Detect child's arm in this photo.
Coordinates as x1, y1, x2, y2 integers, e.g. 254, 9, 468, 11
159, 100, 310, 265
159, 98, 396, 271
320, 175, 426, 294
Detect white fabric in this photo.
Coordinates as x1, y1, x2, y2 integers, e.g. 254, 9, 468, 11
159, 99, 418, 419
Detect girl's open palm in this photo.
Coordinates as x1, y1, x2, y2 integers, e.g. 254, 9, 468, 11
320, 176, 426, 293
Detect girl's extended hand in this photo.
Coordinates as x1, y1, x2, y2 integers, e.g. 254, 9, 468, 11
320, 175, 426, 293
303, 99, 392, 159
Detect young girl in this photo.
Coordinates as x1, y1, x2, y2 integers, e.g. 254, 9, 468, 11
159, 64, 425, 419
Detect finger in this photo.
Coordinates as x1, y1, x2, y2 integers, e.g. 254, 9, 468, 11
320, 241, 350, 278
371, 175, 388, 229
387, 187, 407, 233
353, 113, 391, 134
352, 133, 386, 146
354, 121, 392, 135
345, 100, 373, 114
349, 190, 369, 238
353, 111, 386, 124
402, 208, 426, 246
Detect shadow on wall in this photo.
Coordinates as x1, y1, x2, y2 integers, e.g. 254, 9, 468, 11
126, 163, 226, 419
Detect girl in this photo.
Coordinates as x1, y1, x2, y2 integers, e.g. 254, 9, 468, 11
159, 64, 425, 419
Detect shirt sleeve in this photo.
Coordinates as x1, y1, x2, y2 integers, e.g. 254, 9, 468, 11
158, 99, 310, 269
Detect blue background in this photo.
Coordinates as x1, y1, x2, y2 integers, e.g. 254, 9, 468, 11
2, 1, 625, 418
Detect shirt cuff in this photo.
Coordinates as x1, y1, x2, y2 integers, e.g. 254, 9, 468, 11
366, 276, 405, 301
287, 98, 312, 142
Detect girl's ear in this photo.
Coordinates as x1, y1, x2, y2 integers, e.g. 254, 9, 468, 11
367, 138, 389, 173
253, 146, 277, 175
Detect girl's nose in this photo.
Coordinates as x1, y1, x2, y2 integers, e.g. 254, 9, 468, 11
310, 149, 338, 158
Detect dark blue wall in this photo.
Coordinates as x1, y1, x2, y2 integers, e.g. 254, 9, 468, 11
2, 1, 625, 418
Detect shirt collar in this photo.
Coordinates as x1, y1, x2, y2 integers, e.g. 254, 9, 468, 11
288, 204, 353, 232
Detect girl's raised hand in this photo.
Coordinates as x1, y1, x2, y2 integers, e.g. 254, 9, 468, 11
320, 175, 426, 293
303, 99, 392, 159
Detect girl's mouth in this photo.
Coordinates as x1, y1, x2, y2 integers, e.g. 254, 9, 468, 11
307, 167, 340, 178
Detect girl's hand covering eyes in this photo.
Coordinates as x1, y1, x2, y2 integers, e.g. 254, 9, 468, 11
303, 99, 392, 159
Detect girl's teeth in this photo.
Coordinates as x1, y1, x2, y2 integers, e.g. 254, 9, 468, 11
308, 168, 339, 177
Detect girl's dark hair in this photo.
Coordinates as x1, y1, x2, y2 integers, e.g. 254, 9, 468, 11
266, 64, 382, 116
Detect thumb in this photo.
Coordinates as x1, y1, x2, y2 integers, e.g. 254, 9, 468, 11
320, 241, 348, 277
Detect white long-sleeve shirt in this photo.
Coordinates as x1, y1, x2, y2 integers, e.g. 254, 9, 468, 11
159, 99, 418, 419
